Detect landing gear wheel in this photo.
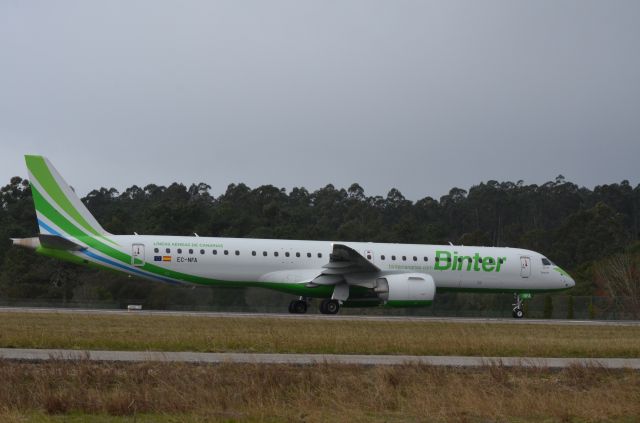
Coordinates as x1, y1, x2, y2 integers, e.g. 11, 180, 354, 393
288, 300, 307, 314
512, 293, 525, 319
320, 299, 340, 315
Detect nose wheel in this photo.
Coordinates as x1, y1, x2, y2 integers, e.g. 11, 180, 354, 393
512, 293, 524, 319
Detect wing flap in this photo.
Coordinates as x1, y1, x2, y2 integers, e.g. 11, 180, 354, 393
305, 243, 380, 287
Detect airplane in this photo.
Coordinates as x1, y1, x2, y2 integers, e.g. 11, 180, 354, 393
11, 155, 575, 318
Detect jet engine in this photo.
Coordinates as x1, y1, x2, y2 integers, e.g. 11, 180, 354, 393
374, 273, 436, 307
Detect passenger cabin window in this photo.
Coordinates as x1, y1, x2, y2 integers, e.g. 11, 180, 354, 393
307, 253, 312, 258
318, 253, 323, 258
367, 254, 372, 260
224, 250, 229, 255
263, 251, 267, 257
200, 249, 205, 255
252, 251, 256, 256
402, 256, 406, 261
213, 250, 218, 255
381, 255, 385, 260
296, 252, 300, 258
285, 252, 290, 257
423, 257, 428, 262
274, 252, 279, 257
413, 256, 417, 261
165, 248, 171, 254
235, 250, 240, 256
154, 248, 159, 253
392, 255, 396, 261
542, 258, 552, 266
188, 249, 193, 254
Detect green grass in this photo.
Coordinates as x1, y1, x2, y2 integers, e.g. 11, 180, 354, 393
1, 311, 639, 357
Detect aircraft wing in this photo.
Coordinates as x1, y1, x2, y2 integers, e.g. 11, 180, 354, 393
306, 243, 379, 287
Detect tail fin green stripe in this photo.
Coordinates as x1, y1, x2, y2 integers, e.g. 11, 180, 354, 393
26, 155, 103, 239
31, 184, 129, 264
32, 184, 205, 285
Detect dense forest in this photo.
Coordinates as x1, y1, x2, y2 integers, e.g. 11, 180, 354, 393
0, 175, 639, 311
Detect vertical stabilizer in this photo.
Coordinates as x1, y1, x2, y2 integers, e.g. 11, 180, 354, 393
25, 155, 112, 239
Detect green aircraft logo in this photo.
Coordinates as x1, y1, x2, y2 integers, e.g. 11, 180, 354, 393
434, 250, 507, 272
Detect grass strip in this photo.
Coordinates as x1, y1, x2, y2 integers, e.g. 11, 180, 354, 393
0, 312, 639, 357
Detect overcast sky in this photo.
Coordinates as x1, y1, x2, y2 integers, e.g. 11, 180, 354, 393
1, 1, 639, 201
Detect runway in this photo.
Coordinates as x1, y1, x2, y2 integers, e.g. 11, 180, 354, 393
1, 307, 639, 326
1, 348, 639, 369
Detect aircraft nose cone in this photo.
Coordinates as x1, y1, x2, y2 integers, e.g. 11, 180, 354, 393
563, 274, 575, 288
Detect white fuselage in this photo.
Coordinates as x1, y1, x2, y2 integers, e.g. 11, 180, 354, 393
113, 235, 574, 293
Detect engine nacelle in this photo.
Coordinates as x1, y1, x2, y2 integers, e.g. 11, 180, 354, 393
374, 273, 436, 307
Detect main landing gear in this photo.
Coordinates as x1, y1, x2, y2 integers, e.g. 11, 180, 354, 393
288, 297, 308, 314
512, 293, 524, 319
288, 297, 341, 315
319, 299, 340, 315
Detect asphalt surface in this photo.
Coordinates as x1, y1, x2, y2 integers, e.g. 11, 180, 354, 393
1, 306, 639, 326
0, 348, 638, 369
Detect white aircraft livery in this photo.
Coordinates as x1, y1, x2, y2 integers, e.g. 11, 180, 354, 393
12, 156, 575, 317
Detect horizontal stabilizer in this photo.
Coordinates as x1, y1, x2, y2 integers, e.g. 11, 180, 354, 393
38, 234, 85, 251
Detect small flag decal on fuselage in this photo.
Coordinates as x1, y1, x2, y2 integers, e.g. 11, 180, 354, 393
154, 256, 172, 262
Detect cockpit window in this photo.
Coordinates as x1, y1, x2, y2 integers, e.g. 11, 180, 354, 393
541, 258, 552, 266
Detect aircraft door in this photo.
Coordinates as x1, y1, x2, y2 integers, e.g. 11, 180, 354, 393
520, 256, 531, 278
132, 244, 145, 267
364, 249, 374, 262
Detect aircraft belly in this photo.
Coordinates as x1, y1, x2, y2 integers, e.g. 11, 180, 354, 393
430, 271, 459, 289
460, 272, 503, 290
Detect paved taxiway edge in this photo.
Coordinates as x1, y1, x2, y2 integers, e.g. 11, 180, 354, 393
1, 307, 639, 326
1, 348, 639, 369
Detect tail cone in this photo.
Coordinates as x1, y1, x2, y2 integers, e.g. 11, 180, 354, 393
11, 237, 41, 250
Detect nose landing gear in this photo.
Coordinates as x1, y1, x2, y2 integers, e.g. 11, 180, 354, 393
512, 293, 525, 318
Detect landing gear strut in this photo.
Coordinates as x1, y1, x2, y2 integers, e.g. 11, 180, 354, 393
288, 297, 308, 314
319, 299, 340, 315
512, 293, 524, 319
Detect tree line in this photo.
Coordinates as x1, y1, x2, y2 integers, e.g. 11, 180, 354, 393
0, 175, 639, 307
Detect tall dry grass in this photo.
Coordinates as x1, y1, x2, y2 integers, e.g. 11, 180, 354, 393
0, 360, 638, 422
1, 312, 639, 357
